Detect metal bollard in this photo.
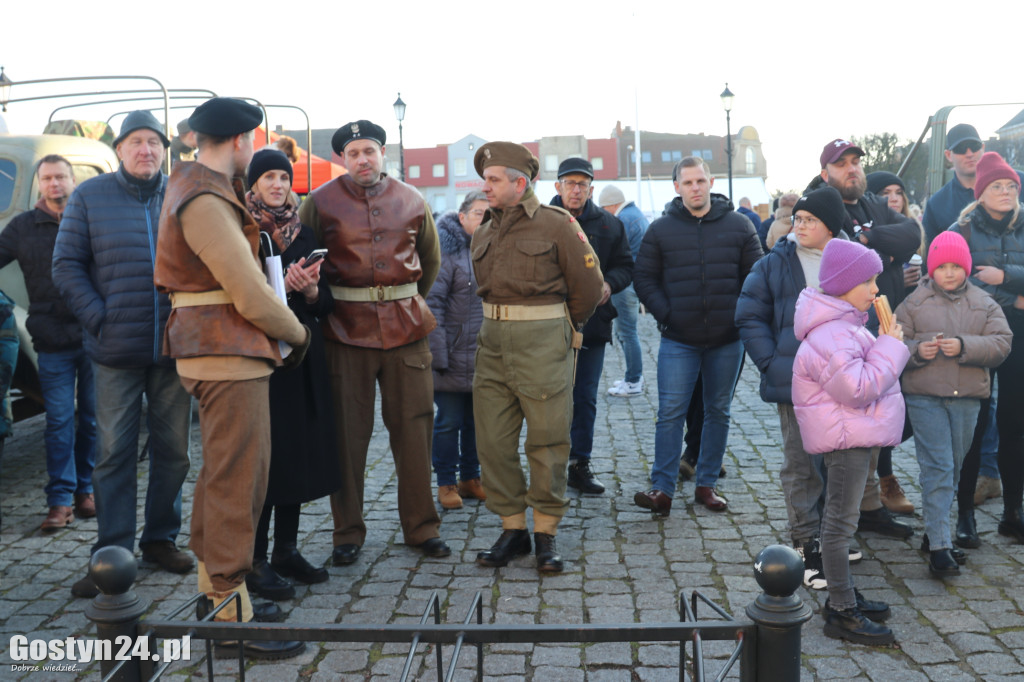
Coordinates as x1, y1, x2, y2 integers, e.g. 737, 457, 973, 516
84, 546, 153, 681
745, 544, 812, 681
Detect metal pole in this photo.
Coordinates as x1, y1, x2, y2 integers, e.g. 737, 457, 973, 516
399, 120, 405, 182
744, 545, 812, 682
726, 109, 733, 201
633, 86, 641, 210
84, 547, 153, 682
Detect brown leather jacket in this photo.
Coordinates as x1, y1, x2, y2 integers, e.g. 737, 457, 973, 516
154, 162, 281, 364
300, 174, 439, 349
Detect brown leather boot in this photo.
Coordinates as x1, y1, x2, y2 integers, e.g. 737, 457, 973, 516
438, 485, 463, 510
457, 478, 487, 501
879, 475, 914, 515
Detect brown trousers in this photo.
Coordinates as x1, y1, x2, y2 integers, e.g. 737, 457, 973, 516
181, 376, 270, 593
325, 338, 440, 546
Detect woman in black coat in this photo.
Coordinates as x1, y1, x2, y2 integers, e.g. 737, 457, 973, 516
243, 149, 342, 599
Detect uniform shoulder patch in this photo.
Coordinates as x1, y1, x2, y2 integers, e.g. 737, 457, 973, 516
584, 253, 596, 268
577, 231, 587, 242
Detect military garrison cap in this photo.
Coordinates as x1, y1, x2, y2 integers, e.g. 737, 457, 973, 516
474, 142, 539, 180
188, 98, 263, 137
332, 120, 386, 154
114, 110, 170, 148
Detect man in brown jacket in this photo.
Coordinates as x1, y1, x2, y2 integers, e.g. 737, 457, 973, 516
155, 97, 309, 660
298, 120, 448, 565
471, 142, 604, 573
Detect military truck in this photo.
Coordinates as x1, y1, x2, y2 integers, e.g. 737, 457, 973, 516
0, 133, 118, 401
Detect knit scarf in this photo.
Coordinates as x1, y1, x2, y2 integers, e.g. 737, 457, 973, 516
245, 191, 300, 252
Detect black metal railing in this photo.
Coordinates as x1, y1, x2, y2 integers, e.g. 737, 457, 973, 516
83, 544, 811, 682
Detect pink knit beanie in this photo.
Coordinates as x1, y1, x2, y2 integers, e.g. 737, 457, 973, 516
927, 231, 972, 278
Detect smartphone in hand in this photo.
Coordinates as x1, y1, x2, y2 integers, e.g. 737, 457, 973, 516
304, 248, 328, 267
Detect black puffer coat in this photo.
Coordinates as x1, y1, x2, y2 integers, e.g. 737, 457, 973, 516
951, 207, 1024, 321
0, 206, 83, 352
550, 196, 633, 344
634, 193, 762, 347
426, 212, 482, 393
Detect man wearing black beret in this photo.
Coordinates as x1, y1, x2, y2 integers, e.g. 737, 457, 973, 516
154, 97, 310, 659
298, 119, 449, 566
550, 158, 633, 496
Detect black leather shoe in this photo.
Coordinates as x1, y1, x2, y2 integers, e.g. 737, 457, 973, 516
929, 549, 961, 577
920, 534, 967, 565
271, 546, 328, 584
857, 507, 913, 538
534, 533, 564, 573
954, 508, 981, 549
997, 506, 1024, 543
567, 459, 605, 495
413, 537, 451, 558
245, 560, 295, 601
822, 604, 895, 645
196, 597, 284, 623
853, 590, 890, 622
214, 639, 306, 660
476, 529, 531, 567
71, 572, 100, 599
331, 543, 361, 566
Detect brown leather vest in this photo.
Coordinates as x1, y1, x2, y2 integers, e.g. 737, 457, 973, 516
154, 162, 280, 364
311, 174, 436, 349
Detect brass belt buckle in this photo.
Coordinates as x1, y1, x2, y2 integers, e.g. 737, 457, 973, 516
376, 285, 385, 302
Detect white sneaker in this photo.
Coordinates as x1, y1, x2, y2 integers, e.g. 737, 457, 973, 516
607, 377, 644, 396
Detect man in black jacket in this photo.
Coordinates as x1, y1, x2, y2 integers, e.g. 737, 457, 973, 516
550, 158, 633, 495
0, 155, 96, 533
819, 138, 919, 538
633, 156, 762, 515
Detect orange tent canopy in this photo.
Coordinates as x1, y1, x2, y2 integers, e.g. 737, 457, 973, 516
253, 127, 346, 194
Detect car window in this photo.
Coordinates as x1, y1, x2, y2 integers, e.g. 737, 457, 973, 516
0, 158, 15, 213
73, 164, 105, 184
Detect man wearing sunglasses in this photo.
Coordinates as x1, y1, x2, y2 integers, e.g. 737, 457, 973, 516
922, 124, 1024, 249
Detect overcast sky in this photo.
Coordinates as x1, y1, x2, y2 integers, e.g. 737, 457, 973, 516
3, 0, 1022, 194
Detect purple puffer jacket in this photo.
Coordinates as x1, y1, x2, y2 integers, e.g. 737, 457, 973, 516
792, 287, 910, 454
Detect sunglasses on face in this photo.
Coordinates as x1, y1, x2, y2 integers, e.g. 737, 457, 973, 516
951, 141, 982, 155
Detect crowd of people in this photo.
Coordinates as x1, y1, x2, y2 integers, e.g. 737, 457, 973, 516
1, 105, 1023, 657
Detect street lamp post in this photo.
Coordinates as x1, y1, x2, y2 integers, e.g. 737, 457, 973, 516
393, 92, 406, 182
720, 83, 734, 201
0, 67, 13, 112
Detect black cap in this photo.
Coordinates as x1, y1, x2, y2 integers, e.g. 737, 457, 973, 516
247, 148, 293, 188
188, 98, 263, 137
946, 123, 981, 150
793, 186, 846, 237
866, 171, 905, 196
113, 110, 170, 148
557, 157, 594, 179
331, 120, 386, 154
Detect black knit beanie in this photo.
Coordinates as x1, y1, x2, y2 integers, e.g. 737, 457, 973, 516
247, 148, 293, 189
793, 185, 845, 236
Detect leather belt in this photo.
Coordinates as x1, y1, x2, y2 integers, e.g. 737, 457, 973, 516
330, 283, 418, 302
169, 289, 232, 308
482, 302, 565, 321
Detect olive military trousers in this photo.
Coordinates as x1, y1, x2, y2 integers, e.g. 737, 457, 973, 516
473, 316, 575, 522
325, 338, 441, 547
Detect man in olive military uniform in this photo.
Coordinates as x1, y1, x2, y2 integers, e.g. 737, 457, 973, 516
471, 142, 604, 573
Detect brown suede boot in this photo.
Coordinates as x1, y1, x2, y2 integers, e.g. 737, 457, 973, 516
438, 485, 463, 510
880, 475, 914, 515
458, 478, 487, 501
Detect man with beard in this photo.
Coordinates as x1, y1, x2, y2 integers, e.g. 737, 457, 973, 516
154, 97, 309, 659
550, 158, 633, 495
298, 120, 448, 566
819, 138, 920, 538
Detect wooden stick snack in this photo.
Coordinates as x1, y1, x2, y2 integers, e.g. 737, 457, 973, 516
873, 295, 893, 335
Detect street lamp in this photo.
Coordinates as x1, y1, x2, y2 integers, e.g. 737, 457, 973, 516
0, 67, 12, 112
720, 83, 734, 201
393, 92, 406, 182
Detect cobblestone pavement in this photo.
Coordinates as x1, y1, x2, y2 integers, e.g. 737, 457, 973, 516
1, 314, 1023, 681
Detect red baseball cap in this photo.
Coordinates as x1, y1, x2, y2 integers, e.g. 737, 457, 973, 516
820, 139, 866, 168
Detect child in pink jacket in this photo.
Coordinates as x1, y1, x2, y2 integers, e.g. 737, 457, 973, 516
792, 239, 910, 646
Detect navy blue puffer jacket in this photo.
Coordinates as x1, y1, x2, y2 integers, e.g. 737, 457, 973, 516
634, 193, 762, 347
52, 166, 172, 367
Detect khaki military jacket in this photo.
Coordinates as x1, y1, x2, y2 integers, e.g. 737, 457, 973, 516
471, 188, 603, 328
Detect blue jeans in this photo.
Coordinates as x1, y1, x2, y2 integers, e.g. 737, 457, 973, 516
651, 338, 743, 495
821, 448, 872, 610
38, 348, 97, 507
432, 391, 479, 486
570, 342, 607, 462
91, 363, 192, 553
907, 395, 980, 550
611, 286, 642, 384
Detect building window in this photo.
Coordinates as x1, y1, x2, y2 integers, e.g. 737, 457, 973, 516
409, 165, 420, 179
672, 150, 682, 161
545, 154, 559, 172
630, 151, 652, 163
454, 158, 467, 176
433, 164, 445, 178
691, 150, 713, 161
591, 157, 603, 171
386, 161, 400, 177
746, 148, 756, 175
661, 151, 671, 163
